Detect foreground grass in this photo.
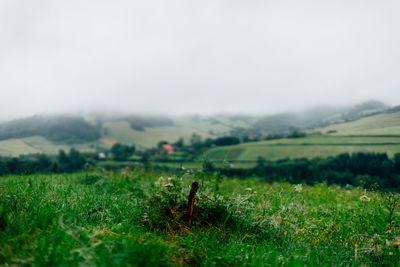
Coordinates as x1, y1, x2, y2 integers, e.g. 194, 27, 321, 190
0, 170, 399, 266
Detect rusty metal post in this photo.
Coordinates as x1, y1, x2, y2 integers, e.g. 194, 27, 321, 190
187, 181, 199, 226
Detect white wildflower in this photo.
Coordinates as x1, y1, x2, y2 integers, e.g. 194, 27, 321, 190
155, 176, 164, 186
245, 188, 252, 191
360, 195, 370, 202
294, 184, 303, 193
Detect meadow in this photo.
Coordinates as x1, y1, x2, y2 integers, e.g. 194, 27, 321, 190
0, 115, 248, 157
1, 169, 399, 266
102, 116, 247, 148
204, 135, 400, 162
318, 111, 400, 135
0, 136, 99, 157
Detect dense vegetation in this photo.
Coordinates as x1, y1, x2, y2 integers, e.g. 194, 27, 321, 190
1, 169, 399, 266
110, 143, 136, 161
220, 152, 400, 192
3, 146, 400, 193
0, 116, 100, 144
120, 116, 174, 131
0, 149, 87, 175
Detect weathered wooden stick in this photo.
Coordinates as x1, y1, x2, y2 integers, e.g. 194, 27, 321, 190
187, 181, 199, 226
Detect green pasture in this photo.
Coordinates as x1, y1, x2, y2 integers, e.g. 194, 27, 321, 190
1, 170, 399, 266
204, 135, 400, 162
318, 111, 400, 135
102, 116, 246, 148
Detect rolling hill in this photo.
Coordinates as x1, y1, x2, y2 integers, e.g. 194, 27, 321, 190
317, 110, 400, 135
0, 101, 398, 158
0, 115, 254, 157
101, 116, 243, 147
203, 135, 400, 162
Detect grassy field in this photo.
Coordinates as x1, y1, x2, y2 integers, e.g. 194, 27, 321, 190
102, 116, 247, 148
318, 111, 400, 135
204, 135, 400, 162
0, 115, 251, 156
1, 170, 400, 266
0, 138, 39, 156
0, 136, 101, 157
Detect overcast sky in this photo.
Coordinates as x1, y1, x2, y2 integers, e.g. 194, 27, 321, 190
1, 0, 400, 120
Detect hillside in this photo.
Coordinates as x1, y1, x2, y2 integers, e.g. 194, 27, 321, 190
0, 115, 254, 157
244, 100, 389, 136
0, 116, 101, 143
317, 110, 400, 135
203, 135, 400, 162
0, 101, 395, 157
101, 116, 251, 148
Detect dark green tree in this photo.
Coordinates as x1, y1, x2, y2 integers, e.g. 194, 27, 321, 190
173, 137, 184, 148
111, 143, 136, 161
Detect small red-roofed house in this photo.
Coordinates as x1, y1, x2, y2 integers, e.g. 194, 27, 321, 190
160, 144, 174, 155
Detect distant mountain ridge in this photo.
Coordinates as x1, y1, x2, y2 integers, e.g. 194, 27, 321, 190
0, 100, 395, 156
235, 100, 389, 136
0, 116, 101, 144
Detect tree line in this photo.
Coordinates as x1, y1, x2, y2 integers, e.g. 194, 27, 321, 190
0, 149, 87, 175
218, 152, 400, 192
2, 146, 400, 192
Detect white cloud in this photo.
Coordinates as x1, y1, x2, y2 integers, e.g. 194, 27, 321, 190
1, 0, 400, 119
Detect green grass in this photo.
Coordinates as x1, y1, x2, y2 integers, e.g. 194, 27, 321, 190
0, 136, 102, 157
102, 117, 238, 148
204, 135, 400, 162
318, 111, 400, 135
0, 138, 39, 156
156, 161, 256, 169
1, 170, 399, 266
0, 115, 252, 156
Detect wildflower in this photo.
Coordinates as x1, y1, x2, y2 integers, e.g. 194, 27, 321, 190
155, 176, 164, 186
245, 188, 252, 191
294, 184, 303, 193
360, 195, 370, 202
373, 234, 380, 242
395, 241, 400, 247
167, 177, 173, 181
